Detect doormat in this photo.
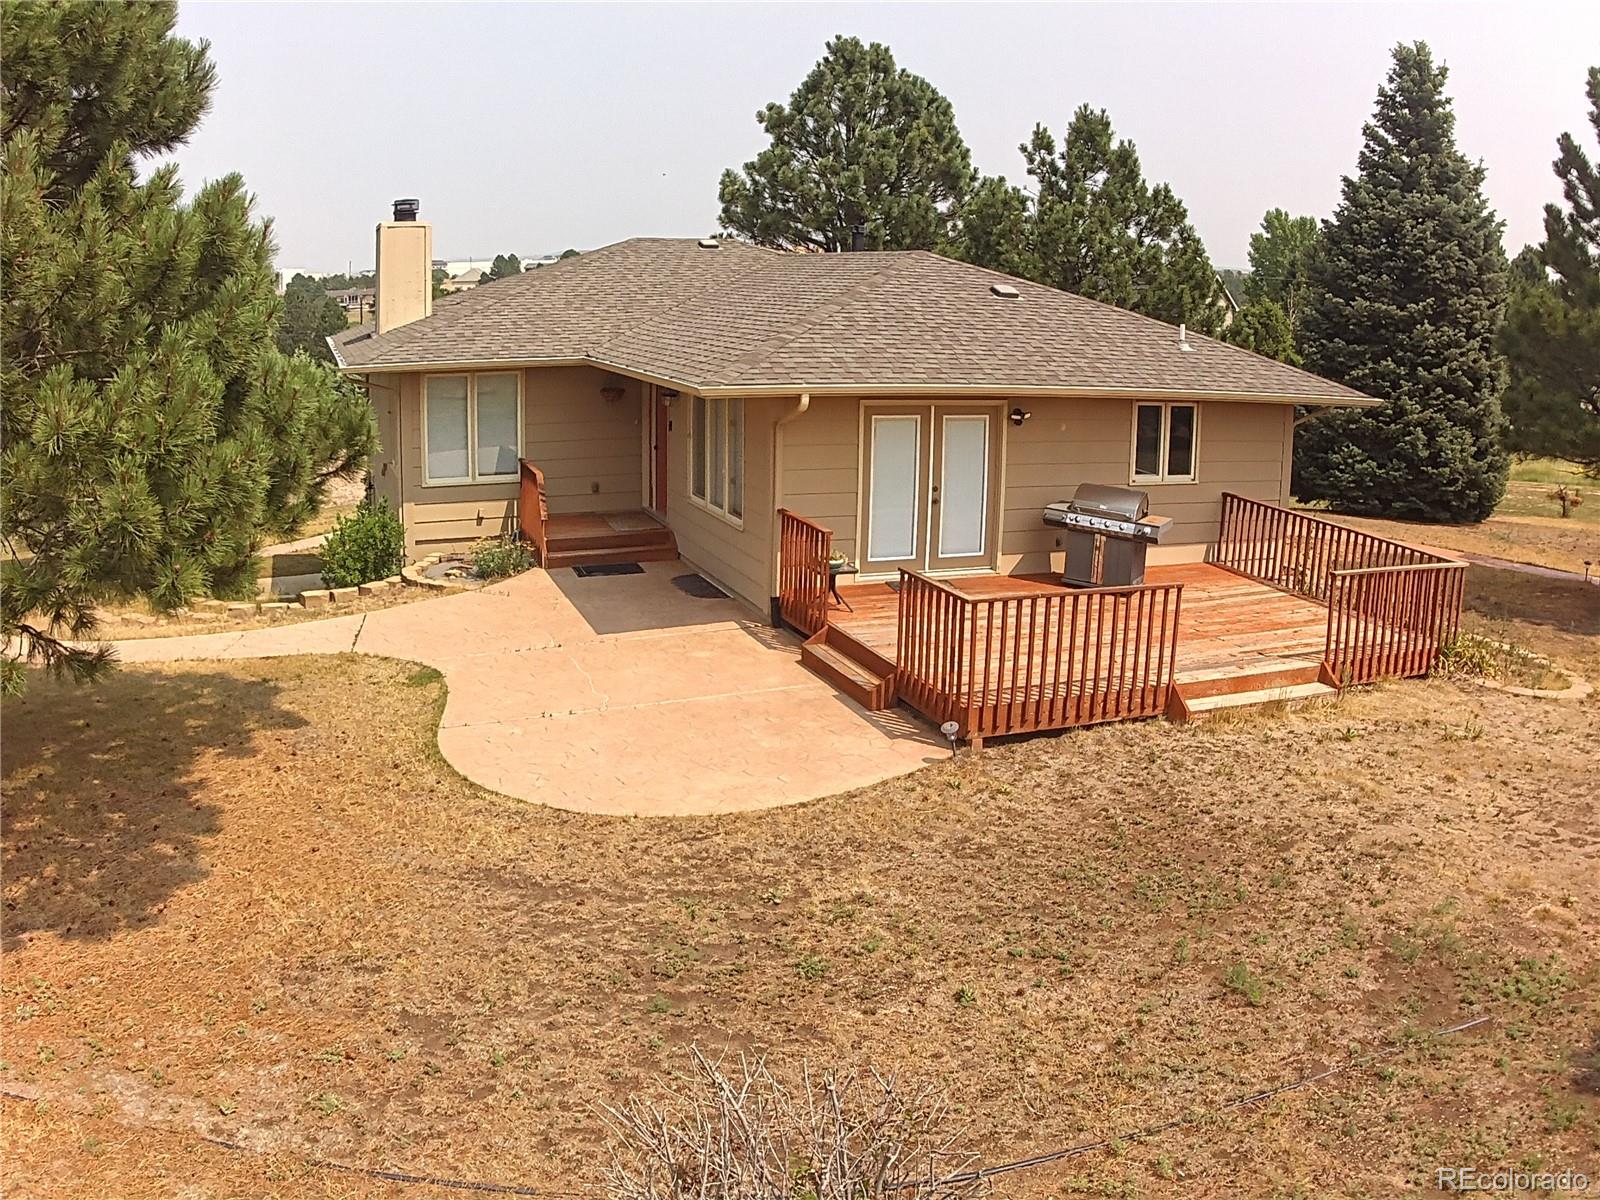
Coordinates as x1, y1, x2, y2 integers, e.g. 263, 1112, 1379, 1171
572, 563, 644, 578
884, 579, 901, 592
672, 573, 727, 599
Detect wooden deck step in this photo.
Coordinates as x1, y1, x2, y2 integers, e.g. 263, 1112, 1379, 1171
546, 526, 675, 554
1173, 659, 1324, 700
1171, 680, 1338, 723
545, 542, 678, 570
800, 626, 898, 711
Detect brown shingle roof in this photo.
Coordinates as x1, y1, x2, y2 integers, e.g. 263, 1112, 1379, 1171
330, 238, 1371, 405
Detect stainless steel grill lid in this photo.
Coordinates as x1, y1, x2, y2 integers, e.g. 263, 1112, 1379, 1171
1062, 483, 1149, 521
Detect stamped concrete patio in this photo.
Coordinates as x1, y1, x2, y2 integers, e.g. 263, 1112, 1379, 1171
108, 563, 942, 816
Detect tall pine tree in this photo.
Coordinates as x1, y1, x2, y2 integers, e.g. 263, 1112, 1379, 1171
1500, 68, 1600, 475
717, 36, 974, 251
956, 107, 1224, 333
1, 2, 375, 694
1295, 43, 1509, 522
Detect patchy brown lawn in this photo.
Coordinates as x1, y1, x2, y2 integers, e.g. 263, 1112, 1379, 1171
2, 584, 1596, 1198
86, 581, 443, 642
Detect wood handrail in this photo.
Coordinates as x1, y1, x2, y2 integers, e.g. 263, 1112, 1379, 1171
896, 568, 1183, 741
518, 459, 549, 565
1214, 492, 1466, 685
776, 509, 832, 636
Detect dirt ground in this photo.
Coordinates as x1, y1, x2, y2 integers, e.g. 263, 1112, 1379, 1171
2, 576, 1596, 1199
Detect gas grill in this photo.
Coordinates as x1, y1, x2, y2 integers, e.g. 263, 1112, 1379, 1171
1042, 484, 1172, 587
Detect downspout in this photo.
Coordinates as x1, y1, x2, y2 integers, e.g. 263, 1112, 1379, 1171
769, 392, 811, 624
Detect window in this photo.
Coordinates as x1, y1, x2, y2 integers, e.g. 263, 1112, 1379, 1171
423, 372, 522, 484
1132, 402, 1199, 483
690, 395, 744, 522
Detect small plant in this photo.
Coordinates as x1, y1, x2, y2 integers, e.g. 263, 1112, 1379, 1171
794, 953, 829, 982
470, 535, 536, 580
1549, 484, 1583, 518
602, 1048, 982, 1199
320, 497, 406, 587
405, 666, 443, 687
953, 984, 977, 1008
1223, 961, 1266, 1006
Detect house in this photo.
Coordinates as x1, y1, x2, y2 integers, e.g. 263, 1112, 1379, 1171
331, 201, 1465, 740
326, 286, 376, 320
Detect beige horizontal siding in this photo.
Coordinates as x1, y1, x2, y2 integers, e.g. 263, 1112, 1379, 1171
778, 398, 860, 564
388, 365, 643, 556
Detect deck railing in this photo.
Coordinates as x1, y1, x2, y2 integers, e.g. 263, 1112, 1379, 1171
1215, 492, 1467, 683
1326, 562, 1467, 686
777, 510, 832, 636
897, 570, 1184, 741
518, 460, 549, 565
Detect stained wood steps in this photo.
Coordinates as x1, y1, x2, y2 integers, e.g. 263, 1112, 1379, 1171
1167, 659, 1337, 723
800, 625, 898, 711
542, 517, 677, 570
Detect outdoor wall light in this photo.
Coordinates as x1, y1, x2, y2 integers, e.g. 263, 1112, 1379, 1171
1010, 407, 1031, 427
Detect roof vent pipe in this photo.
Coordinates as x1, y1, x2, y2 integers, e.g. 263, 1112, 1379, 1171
392, 198, 420, 222
1178, 323, 1195, 353
850, 224, 866, 253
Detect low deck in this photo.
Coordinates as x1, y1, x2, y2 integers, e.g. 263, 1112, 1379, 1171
833, 563, 1329, 686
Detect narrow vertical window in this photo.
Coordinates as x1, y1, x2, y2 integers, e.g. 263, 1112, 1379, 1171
474, 373, 520, 479
425, 375, 471, 482
688, 395, 745, 523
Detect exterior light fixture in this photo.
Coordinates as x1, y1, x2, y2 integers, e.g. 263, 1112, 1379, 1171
1010, 407, 1031, 427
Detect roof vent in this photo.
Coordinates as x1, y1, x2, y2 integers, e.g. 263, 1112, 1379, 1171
698, 238, 720, 249
1178, 323, 1195, 353
990, 283, 1020, 300
392, 198, 419, 222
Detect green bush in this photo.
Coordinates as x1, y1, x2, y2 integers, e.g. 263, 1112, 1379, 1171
470, 536, 536, 580
320, 498, 406, 587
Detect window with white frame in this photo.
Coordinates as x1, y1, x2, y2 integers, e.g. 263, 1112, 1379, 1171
1132, 401, 1198, 483
423, 372, 522, 484
689, 396, 744, 521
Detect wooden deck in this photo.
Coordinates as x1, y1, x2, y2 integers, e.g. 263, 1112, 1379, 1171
832, 563, 1330, 686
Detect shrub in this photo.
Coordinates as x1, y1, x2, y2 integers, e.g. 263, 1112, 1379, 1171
320, 498, 406, 588
602, 1048, 982, 1199
470, 535, 536, 580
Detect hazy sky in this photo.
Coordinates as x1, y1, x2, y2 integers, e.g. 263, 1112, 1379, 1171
159, 2, 1598, 273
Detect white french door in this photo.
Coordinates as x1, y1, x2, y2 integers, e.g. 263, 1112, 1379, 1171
861, 405, 999, 577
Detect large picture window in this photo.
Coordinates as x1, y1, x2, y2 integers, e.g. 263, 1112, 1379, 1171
690, 396, 744, 522
1131, 401, 1198, 483
423, 372, 522, 484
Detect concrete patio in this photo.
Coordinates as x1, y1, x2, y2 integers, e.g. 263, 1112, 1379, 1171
108, 563, 943, 816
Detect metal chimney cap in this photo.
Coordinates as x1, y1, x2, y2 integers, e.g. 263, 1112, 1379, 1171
392, 198, 420, 222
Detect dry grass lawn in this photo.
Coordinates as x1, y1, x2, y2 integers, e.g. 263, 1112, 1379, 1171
1298, 476, 1598, 578
2, 577, 1596, 1199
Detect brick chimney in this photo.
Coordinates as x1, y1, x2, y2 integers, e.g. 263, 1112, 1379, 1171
375, 198, 432, 335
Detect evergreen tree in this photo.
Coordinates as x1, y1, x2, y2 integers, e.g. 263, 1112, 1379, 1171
1, 1, 375, 694
1222, 298, 1302, 365
1500, 68, 1600, 474
487, 252, 522, 280
1243, 209, 1319, 331
1295, 42, 1509, 522
277, 273, 347, 361
718, 36, 974, 251
956, 107, 1224, 333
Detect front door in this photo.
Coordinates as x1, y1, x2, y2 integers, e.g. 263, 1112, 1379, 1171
648, 386, 669, 514
860, 405, 1000, 577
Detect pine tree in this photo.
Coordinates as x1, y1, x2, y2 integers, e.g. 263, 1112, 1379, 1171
487, 252, 522, 280
1, 2, 375, 694
956, 107, 1224, 333
1500, 68, 1600, 474
277, 273, 348, 362
1295, 42, 1509, 522
718, 36, 974, 251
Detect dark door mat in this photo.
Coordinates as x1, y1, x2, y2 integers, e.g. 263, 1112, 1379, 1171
884, 579, 901, 592
672, 573, 727, 599
572, 562, 644, 578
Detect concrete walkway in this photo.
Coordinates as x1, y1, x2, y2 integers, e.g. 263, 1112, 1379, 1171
109, 563, 943, 816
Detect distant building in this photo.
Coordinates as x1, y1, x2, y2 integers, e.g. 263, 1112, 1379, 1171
326, 286, 376, 319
